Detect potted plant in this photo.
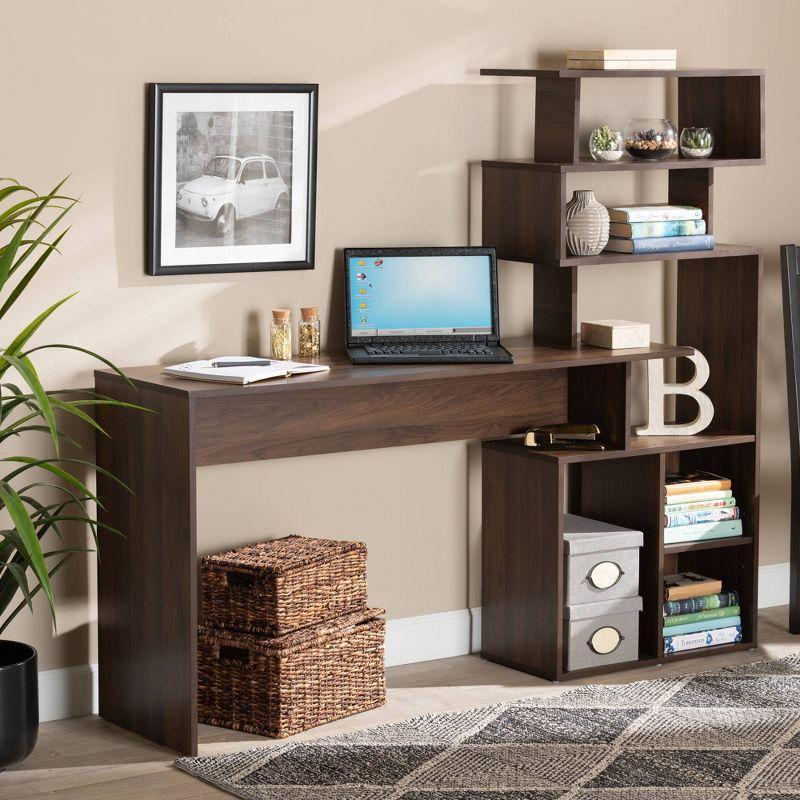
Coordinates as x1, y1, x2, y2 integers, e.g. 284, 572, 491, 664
0, 178, 137, 770
589, 125, 624, 162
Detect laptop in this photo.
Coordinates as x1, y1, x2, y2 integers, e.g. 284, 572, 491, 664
344, 246, 513, 365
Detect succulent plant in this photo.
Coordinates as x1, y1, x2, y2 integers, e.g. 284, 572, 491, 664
591, 124, 620, 152
683, 128, 713, 149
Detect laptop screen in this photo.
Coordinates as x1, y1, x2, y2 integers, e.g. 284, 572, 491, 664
347, 253, 494, 338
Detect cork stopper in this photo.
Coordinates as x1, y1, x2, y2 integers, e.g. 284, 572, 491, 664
300, 306, 319, 321
272, 308, 291, 323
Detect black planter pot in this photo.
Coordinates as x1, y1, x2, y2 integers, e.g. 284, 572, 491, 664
0, 641, 38, 770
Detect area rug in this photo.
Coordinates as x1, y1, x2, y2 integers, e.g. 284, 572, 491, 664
175, 653, 800, 799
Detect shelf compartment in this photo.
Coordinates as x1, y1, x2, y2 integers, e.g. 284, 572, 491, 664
664, 535, 754, 555
483, 156, 765, 173
551, 243, 758, 269
482, 432, 756, 464
481, 68, 765, 80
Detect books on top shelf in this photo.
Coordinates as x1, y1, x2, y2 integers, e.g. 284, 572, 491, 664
608, 205, 703, 223
566, 49, 677, 70
609, 220, 707, 239
604, 235, 715, 255
662, 573, 742, 654
663, 471, 742, 545
604, 204, 714, 256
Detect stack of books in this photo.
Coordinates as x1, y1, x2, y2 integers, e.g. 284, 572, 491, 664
566, 49, 677, 71
664, 471, 742, 545
604, 204, 715, 255
663, 572, 742, 654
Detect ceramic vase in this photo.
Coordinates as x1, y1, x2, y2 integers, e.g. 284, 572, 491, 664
565, 190, 609, 256
0, 641, 38, 770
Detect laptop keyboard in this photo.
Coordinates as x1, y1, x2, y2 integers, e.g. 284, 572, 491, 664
364, 344, 492, 357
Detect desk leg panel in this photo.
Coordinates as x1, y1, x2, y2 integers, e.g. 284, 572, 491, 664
95, 377, 197, 755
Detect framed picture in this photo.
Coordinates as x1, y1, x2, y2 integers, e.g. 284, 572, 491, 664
147, 83, 318, 276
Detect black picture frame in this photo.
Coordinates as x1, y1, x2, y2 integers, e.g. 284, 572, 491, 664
147, 82, 318, 276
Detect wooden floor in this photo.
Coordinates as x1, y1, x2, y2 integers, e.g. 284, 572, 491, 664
2, 605, 798, 799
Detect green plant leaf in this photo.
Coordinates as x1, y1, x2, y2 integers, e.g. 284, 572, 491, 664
0, 480, 55, 626
0, 555, 69, 635
1, 354, 60, 455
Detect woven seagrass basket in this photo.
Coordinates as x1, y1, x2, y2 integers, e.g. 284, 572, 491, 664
198, 608, 386, 738
201, 535, 368, 636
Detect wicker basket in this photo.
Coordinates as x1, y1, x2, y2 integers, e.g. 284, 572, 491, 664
198, 608, 386, 738
201, 535, 368, 636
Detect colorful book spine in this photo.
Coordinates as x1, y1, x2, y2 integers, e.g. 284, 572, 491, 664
663, 625, 742, 654
662, 605, 740, 627
608, 205, 703, 223
663, 519, 743, 545
610, 220, 707, 239
604, 234, 715, 255
664, 591, 739, 616
665, 507, 740, 528
662, 615, 741, 637
665, 489, 733, 505
665, 497, 736, 514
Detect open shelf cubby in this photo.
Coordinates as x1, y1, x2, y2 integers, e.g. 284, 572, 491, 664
479, 65, 763, 680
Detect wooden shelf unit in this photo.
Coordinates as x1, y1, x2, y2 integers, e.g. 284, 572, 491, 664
479, 65, 763, 681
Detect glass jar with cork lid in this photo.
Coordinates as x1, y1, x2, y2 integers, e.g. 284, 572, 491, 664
270, 309, 292, 360
298, 307, 321, 359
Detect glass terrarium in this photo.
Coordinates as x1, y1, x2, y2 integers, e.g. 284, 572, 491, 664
623, 118, 679, 161
680, 126, 714, 159
589, 125, 624, 162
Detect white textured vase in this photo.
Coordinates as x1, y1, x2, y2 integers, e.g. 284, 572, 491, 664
565, 190, 610, 257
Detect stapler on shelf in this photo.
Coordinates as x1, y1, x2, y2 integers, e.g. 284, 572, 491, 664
523, 423, 605, 451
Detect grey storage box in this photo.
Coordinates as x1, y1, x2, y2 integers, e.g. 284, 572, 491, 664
564, 595, 642, 672
564, 514, 643, 605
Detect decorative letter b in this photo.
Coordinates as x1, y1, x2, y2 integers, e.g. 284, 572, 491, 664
636, 348, 714, 436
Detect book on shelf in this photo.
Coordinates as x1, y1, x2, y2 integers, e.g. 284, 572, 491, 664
663, 519, 743, 545
566, 49, 677, 70
609, 220, 707, 239
567, 48, 678, 61
604, 234, 715, 255
664, 590, 739, 616
662, 605, 741, 627
663, 625, 742, 654
662, 614, 742, 637
665, 496, 736, 514
566, 58, 677, 70
666, 471, 732, 496
665, 506, 740, 527
664, 572, 723, 601
608, 204, 702, 223
665, 488, 733, 505
163, 356, 330, 385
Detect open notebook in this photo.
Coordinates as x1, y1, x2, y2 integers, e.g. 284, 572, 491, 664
163, 356, 330, 385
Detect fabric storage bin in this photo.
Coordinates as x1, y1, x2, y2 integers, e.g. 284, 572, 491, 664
564, 513, 643, 605
198, 608, 386, 738
201, 535, 367, 636
564, 595, 642, 671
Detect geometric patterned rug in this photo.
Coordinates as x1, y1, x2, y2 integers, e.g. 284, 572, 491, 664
175, 654, 800, 799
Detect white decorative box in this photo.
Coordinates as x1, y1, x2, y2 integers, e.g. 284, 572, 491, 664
581, 319, 650, 349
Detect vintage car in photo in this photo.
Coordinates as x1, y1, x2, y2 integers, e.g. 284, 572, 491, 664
176, 154, 289, 235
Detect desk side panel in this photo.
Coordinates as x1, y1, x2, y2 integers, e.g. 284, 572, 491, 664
95, 376, 197, 755
193, 370, 567, 465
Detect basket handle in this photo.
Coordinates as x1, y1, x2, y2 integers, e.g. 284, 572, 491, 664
225, 571, 257, 590
218, 645, 250, 666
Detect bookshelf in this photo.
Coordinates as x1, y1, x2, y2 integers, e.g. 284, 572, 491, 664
479, 66, 764, 681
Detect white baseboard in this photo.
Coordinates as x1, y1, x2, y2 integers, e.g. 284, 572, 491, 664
36, 560, 793, 721
38, 662, 98, 722
385, 607, 472, 667
758, 560, 791, 608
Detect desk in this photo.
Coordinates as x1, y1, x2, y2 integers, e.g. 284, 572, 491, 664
94, 337, 690, 755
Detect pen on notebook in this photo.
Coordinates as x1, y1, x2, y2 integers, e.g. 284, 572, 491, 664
210, 359, 274, 368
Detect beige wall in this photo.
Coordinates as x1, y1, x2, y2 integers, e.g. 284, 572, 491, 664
1, 0, 794, 670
